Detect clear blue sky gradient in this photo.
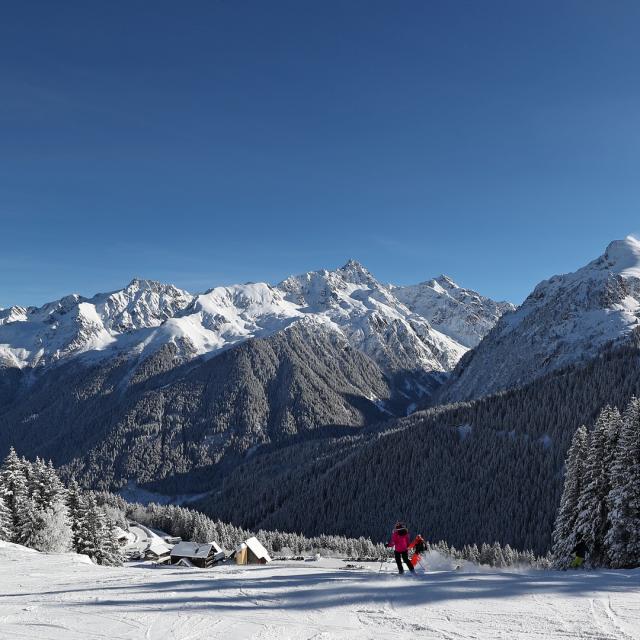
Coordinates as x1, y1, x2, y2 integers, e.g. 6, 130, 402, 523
1, 1, 639, 307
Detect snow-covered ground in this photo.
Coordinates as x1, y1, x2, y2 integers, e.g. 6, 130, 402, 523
2, 542, 640, 639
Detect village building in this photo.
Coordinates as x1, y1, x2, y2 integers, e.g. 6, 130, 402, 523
144, 539, 172, 564
235, 537, 272, 565
170, 541, 225, 569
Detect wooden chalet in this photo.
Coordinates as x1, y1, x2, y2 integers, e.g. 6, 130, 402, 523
170, 541, 224, 569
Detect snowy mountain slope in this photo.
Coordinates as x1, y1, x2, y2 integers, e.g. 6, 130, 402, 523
0, 261, 488, 388
278, 260, 466, 377
0, 279, 193, 368
2, 541, 640, 640
440, 236, 640, 402
393, 275, 515, 348
139, 282, 305, 362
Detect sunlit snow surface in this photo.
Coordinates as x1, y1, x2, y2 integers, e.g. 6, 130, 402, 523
2, 541, 640, 639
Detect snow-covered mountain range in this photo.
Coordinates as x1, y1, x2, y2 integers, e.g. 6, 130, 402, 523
440, 236, 640, 402
0, 261, 509, 389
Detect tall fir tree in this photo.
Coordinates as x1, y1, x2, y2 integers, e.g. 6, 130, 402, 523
66, 478, 85, 552
574, 406, 622, 566
605, 397, 640, 568
75, 494, 123, 566
0, 448, 25, 521
0, 449, 38, 545
552, 425, 588, 568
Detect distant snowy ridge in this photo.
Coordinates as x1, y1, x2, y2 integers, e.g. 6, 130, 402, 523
0, 279, 193, 368
393, 275, 514, 348
0, 260, 509, 383
441, 236, 640, 402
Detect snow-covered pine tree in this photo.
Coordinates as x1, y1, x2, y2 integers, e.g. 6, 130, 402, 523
479, 543, 492, 565
0, 495, 12, 541
503, 544, 515, 566
66, 478, 85, 552
29, 501, 72, 553
13, 480, 40, 548
490, 542, 505, 567
574, 406, 623, 566
75, 494, 123, 566
605, 397, 640, 568
28, 457, 49, 510
0, 451, 40, 546
0, 448, 25, 528
42, 460, 67, 507
552, 425, 588, 568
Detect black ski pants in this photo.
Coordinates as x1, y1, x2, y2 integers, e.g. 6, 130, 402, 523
394, 550, 414, 573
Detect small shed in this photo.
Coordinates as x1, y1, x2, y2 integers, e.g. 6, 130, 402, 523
235, 537, 272, 565
170, 542, 224, 569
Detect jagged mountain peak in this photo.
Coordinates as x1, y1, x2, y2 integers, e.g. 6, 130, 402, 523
440, 236, 640, 402
338, 258, 374, 281
394, 276, 514, 349
431, 274, 460, 291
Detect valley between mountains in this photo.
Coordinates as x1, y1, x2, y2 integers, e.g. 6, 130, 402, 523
2, 237, 640, 554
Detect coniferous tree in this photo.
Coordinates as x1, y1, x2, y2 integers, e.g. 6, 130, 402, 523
0, 496, 11, 541
66, 478, 85, 552
75, 494, 123, 566
0, 447, 26, 540
2, 456, 40, 547
605, 397, 640, 568
29, 501, 72, 553
574, 407, 622, 566
552, 425, 588, 568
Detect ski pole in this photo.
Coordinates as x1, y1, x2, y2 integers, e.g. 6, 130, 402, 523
378, 549, 391, 573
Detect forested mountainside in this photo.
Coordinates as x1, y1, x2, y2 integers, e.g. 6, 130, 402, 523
439, 237, 640, 403
197, 331, 640, 554
0, 322, 400, 489
0, 261, 510, 493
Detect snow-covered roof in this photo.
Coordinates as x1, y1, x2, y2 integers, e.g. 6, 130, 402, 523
146, 539, 171, 556
245, 537, 271, 562
170, 542, 216, 559
175, 558, 195, 568
113, 526, 130, 540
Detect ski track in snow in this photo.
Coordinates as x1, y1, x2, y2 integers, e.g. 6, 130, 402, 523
1, 544, 640, 640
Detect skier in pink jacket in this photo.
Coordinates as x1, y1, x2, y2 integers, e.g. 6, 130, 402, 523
387, 521, 415, 574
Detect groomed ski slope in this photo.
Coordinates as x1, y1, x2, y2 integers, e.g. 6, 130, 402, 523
1, 542, 640, 639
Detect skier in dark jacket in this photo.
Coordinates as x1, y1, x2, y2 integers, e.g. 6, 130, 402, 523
387, 522, 415, 574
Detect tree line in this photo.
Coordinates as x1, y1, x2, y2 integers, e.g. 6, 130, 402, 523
96, 492, 549, 567
0, 447, 550, 569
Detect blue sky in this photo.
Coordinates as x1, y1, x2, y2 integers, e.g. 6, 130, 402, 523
1, 0, 639, 307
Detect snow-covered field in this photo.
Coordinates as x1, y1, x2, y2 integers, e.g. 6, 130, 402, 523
2, 542, 640, 640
